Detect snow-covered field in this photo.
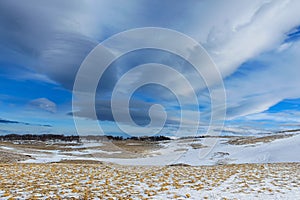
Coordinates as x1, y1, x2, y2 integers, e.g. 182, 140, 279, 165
0, 163, 298, 199
0, 134, 299, 199
1, 133, 298, 166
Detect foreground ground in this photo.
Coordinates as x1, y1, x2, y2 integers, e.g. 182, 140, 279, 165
0, 162, 299, 199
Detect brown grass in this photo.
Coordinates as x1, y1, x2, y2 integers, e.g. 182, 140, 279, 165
0, 150, 32, 163
0, 162, 298, 199
226, 134, 294, 145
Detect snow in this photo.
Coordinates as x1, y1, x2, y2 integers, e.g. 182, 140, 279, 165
0, 146, 15, 150
88, 134, 300, 166
63, 142, 103, 149
0, 163, 298, 199
0, 135, 299, 199
2, 133, 300, 166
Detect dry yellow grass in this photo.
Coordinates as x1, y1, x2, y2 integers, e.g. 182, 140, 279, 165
0, 162, 298, 199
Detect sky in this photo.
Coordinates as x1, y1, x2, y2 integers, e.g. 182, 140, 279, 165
0, 0, 300, 137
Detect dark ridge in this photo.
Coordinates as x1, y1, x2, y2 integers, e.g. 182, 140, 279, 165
276, 129, 300, 134
0, 134, 80, 142
0, 134, 171, 142
128, 135, 171, 141
179, 135, 205, 140
169, 163, 191, 167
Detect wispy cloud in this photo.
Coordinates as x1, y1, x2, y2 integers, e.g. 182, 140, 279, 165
28, 98, 57, 113
0, 117, 51, 127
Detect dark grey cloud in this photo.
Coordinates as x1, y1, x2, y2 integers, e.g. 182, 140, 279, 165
0, 118, 19, 124
71, 98, 179, 127
0, 0, 202, 89
0, 0, 103, 90
0, 118, 51, 127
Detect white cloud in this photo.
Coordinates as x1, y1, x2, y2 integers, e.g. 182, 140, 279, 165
225, 40, 300, 119
201, 0, 300, 78
245, 111, 300, 123
1, 0, 300, 132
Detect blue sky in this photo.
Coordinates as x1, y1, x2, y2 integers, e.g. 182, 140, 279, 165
0, 0, 300, 136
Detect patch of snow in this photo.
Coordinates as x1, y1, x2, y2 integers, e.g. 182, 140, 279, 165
0, 146, 15, 150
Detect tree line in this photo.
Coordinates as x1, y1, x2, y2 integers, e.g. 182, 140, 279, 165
0, 134, 171, 142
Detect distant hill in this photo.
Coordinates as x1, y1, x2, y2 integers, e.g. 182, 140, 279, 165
0, 134, 171, 142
